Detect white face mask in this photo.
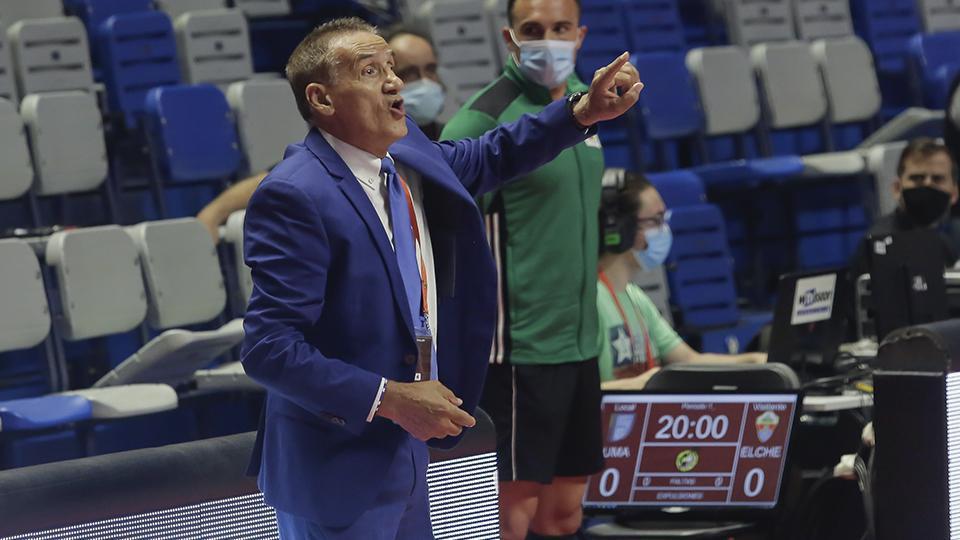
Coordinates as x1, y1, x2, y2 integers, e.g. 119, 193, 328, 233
399, 79, 445, 126
509, 29, 577, 89
632, 224, 673, 270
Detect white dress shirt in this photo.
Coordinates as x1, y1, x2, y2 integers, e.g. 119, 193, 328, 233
319, 130, 438, 421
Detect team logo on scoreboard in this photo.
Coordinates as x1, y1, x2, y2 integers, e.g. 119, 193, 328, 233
755, 411, 780, 443
608, 413, 635, 443
675, 449, 699, 472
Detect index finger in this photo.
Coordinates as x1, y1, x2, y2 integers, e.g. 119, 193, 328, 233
597, 52, 631, 85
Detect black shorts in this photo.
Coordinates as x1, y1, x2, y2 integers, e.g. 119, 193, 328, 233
480, 358, 604, 484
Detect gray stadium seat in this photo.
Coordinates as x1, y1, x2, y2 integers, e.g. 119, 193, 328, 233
227, 78, 305, 175
0, 240, 49, 354
917, 0, 960, 33
633, 267, 673, 326
7, 17, 94, 97
45, 226, 147, 341
811, 37, 881, 125
154, 0, 225, 20
0, 31, 17, 103
0, 0, 62, 32
686, 46, 761, 136
418, 0, 500, 105
44, 227, 179, 418
751, 41, 828, 130
793, 0, 853, 40
91, 218, 249, 389
0, 98, 34, 201
95, 318, 245, 388
724, 0, 795, 46
174, 9, 253, 87
20, 91, 107, 196
60, 385, 178, 418
194, 357, 259, 391
752, 40, 866, 176
127, 218, 227, 330
224, 209, 253, 309
865, 140, 908, 216
230, 0, 289, 17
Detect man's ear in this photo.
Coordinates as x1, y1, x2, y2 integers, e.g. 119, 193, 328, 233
306, 83, 334, 117
502, 27, 519, 59
575, 25, 588, 52
892, 177, 903, 199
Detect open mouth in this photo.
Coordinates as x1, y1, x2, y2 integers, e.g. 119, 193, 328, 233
389, 98, 405, 117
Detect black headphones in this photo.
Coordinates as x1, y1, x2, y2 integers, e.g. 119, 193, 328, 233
599, 167, 637, 254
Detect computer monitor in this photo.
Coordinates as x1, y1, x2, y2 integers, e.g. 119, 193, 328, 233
767, 269, 846, 380
584, 392, 799, 514
866, 229, 948, 340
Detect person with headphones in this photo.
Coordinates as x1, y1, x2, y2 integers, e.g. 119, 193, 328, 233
597, 169, 766, 390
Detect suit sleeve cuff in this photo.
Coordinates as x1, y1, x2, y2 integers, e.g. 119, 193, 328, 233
366, 377, 387, 422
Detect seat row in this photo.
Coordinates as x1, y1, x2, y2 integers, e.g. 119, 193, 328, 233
0, 7, 306, 230
0, 217, 257, 468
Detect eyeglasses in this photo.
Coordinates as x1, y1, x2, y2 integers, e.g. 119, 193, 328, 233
637, 210, 670, 230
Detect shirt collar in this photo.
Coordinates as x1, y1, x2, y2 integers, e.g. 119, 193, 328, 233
319, 129, 389, 190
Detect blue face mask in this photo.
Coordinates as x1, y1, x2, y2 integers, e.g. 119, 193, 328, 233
400, 79, 446, 126
633, 224, 673, 270
509, 29, 577, 89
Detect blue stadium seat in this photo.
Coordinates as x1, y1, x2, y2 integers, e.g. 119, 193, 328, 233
676, 0, 728, 47
623, 0, 686, 53
632, 51, 703, 171
648, 170, 705, 207
850, 0, 923, 116
577, 0, 630, 80
908, 30, 960, 109
666, 204, 772, 353
64, 0, 153, 41
98, 11, 181, 130
145, 84, 242, 184
0, 395, 92, 431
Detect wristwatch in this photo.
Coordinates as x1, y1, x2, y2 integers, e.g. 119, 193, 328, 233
567, 91, 590, 130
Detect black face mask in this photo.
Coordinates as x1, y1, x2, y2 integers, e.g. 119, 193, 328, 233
902, 186, 952, 227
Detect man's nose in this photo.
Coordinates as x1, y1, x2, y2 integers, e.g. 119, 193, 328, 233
385, 71, 403, 93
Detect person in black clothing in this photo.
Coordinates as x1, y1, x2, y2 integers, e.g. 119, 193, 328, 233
850, 138, 959, 283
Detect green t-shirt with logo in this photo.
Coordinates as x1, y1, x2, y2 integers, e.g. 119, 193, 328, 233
597, 282, 683, 382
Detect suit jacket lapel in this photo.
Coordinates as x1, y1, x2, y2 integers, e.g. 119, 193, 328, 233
304, 130, 415, 339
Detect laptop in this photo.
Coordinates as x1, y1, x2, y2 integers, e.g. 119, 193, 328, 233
583, 391, 801, 537
767, 268, 847, 381
866, 229, 948, 340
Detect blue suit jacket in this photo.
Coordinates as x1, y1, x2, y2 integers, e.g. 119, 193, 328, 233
241, 99, 591, 527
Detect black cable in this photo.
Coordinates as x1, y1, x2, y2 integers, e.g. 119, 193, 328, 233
854, 450, 876, 540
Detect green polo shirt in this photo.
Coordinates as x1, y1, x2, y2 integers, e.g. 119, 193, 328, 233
441, 59, 605, 365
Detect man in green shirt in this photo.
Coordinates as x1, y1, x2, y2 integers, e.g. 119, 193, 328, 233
442, 0, 636, 538
597, 169, 766, 391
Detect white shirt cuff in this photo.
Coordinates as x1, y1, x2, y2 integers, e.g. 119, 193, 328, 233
366, 377, 387, 422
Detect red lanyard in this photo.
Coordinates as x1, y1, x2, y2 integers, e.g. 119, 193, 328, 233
398, 174, 429, 318
599, 270, 655, 371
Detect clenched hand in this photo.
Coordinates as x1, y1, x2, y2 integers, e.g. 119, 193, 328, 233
377, 380, 476, 441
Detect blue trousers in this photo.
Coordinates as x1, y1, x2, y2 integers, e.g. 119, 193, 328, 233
276, 439, 432, 539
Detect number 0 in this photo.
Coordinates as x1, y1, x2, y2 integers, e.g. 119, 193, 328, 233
744, 468, 764, 498
599, 469, 620, 497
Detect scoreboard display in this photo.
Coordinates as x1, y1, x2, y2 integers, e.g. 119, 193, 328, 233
584, 393, 798, 509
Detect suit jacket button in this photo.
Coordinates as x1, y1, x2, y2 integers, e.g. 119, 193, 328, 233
332, 417, 345, 426
404, 354, 416, 365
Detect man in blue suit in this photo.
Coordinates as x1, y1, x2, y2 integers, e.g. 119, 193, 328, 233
241, 17, 642, 539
